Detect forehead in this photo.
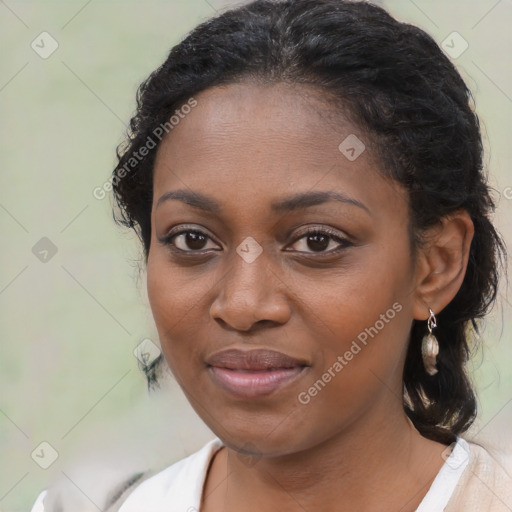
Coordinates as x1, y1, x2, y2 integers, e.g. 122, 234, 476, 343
152, 82, 404, 218
156, 81, 352, 163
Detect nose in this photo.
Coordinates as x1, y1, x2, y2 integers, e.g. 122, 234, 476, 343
209, 247, 291, 332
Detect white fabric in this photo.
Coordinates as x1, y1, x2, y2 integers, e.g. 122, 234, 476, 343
118, 437, 222, 512
415, 438, 471, 512
30, 490, 47, 512
30, 437, 473, 511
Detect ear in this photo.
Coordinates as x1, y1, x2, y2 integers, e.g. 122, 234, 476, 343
412, 210, 474, 321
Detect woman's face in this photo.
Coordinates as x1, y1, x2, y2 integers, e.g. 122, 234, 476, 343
147, 82, 419, 456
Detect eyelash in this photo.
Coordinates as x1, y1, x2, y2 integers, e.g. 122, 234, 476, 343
159, 226, 353, 256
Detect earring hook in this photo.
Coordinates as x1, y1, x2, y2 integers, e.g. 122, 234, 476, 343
427, 308, 437, 333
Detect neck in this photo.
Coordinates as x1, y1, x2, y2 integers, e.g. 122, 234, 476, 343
203, 398, 449, 511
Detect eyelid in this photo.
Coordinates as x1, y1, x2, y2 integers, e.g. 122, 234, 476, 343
290, 225, 350, 242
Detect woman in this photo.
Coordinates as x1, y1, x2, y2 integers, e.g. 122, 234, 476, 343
31, 0, 511, 510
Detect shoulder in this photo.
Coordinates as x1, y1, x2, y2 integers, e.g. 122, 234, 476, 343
29, 438, 224, 512
446, 439, 512, 512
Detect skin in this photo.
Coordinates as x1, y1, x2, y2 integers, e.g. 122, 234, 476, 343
146, 81, 474, 511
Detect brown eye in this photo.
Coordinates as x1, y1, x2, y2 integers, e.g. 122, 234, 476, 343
288, 228, 352, 254
163, 229, 220, 252
304, 233, 330, 252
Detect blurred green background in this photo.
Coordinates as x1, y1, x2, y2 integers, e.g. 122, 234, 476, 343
1, 1, 511, 510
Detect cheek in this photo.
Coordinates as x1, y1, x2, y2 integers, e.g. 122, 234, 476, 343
296, 280, 407, 385
292, 240, 413, 387
299, 244, 410, 338
147, 248, 207, 323
284, 281, 410, 448
146, 252, 243, 437
146, 251, 219, 374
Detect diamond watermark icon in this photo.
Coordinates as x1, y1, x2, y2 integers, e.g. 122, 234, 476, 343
338, 134, 365, 161
441, 32, 468, 59
31, 32, 59, 59
31, 441, 59, 469
235, 442, 263, 468
134, 338, 161, 367
32, 237, 58, 263
236, 236, 263, 263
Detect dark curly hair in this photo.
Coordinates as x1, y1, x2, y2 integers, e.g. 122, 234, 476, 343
112, 0, 506, 445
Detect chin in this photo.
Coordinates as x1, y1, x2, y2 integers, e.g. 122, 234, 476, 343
198, 402, 320, 457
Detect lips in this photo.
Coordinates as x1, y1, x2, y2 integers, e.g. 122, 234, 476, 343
206, 348, 307, 371
205, 348, 309, 399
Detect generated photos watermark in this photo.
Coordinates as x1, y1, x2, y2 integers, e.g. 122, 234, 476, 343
93, 97, 198, 200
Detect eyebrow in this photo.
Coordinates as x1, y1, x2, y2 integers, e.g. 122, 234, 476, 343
156, 189, 370, 215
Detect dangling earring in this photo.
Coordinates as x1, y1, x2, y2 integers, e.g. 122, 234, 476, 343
421, 308, 439, 376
